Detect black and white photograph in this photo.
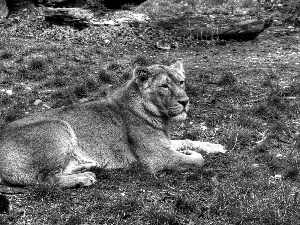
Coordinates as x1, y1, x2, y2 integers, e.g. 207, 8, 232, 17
0, 0, 299, 224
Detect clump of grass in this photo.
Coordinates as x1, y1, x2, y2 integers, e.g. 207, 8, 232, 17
261, 76, 274, 88
253, 143, 269, 154
51, 89, 76, 108
240, 0, 256, 8
266, 93, 287, 111
0, 51, 14, 60
143, 206, 180, 225
97, 68, 112, 83
238, 164, 258, 178
28, 184, 63, 202
71, 77, 98, 99
0, 216, 9, 225
209, 180, 300, 224
217, 72, 237, 86
174, 196, 197, 214
269, 121, 289, 136
295, 135, 300, 150
16, 65, 48, 81
131, 55, 152, 67
284, 166, 299, 181
186, 82, 201, 97
106, 62, 124, 71
52, 67, 67, 77
122, 69, 132, 81
28, 57, 47, 71
4, 105, 25, 123
44, 76, 69, 88
181, 130, 200, 141
221, 128, 256, 151
16, 65, 29, 79
83, 77, 99, 91
282, 82, 300, 96
0, 95, 13, 106
212, 0, 227, 5
73, 84, 88, 99
65, 214, 82, 225
251, 103, 280, 122
109, 197, 142, 216
237, 113, 256, 128
264, 154, 284, 172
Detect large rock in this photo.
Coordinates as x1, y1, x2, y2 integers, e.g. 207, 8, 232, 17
0, 0, 8, 18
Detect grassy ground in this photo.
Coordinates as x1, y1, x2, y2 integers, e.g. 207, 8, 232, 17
1, 1, 300, 224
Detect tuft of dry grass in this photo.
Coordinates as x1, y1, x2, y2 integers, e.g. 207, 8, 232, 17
97, 68, 112, 83
0, 51, 14, 60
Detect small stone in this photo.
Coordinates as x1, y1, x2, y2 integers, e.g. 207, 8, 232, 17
252, 163, 259, 168
274, 174, 282, 181
79, 98, 89, 103
42, 104, 51, 109
276, 154, 283, 158
33, 99, 42, 106
0, 0, 9, 19
5, 90, 13, 95
104, 39, 110, 44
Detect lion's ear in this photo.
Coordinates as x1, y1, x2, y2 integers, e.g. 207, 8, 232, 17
133, 66, 151, 84
170, 61, 184, 72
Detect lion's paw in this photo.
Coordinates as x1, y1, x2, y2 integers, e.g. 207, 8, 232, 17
193, 142, 226, 154
184, 150, 204, 168
76, 172, 97, 187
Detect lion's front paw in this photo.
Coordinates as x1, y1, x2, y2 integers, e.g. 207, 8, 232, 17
193, 141, 226, 154
77, 172, 97, 187
184, 150, 204, 168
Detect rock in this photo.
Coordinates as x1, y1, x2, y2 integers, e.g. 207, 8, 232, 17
34, 99, 43, 106
5, 90, 12, 95
0, 0, 8, 19
44, 7, 91, 30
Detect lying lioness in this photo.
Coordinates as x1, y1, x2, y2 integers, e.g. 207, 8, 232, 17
0, 62, 226, 188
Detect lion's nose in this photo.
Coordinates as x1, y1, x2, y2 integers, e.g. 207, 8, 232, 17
178, 100, 189, 108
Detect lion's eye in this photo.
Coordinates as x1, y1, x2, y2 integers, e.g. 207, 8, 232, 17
179, 81, 184, 86
161, 84, 169, 89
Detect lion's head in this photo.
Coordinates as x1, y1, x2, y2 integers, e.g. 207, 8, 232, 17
131, 61, 189, 122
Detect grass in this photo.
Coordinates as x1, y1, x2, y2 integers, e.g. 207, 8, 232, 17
97, 68, 113, 83
0, 3, 300, 224
0, 51, 14, 60
131, 55, 153, 67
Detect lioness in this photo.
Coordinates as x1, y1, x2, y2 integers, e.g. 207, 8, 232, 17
0, 62, 225, 188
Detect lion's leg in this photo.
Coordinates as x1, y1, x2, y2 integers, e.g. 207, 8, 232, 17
168, 149, 205, 171
170, 140, 226, 154
62, 159, 99, 175
51, 172, 96, 188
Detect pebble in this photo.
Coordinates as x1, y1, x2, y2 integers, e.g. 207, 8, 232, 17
252, 163, 259, 168
33, 99, 42, 106
5, 90, 13, 95
274, 174, 282, 181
